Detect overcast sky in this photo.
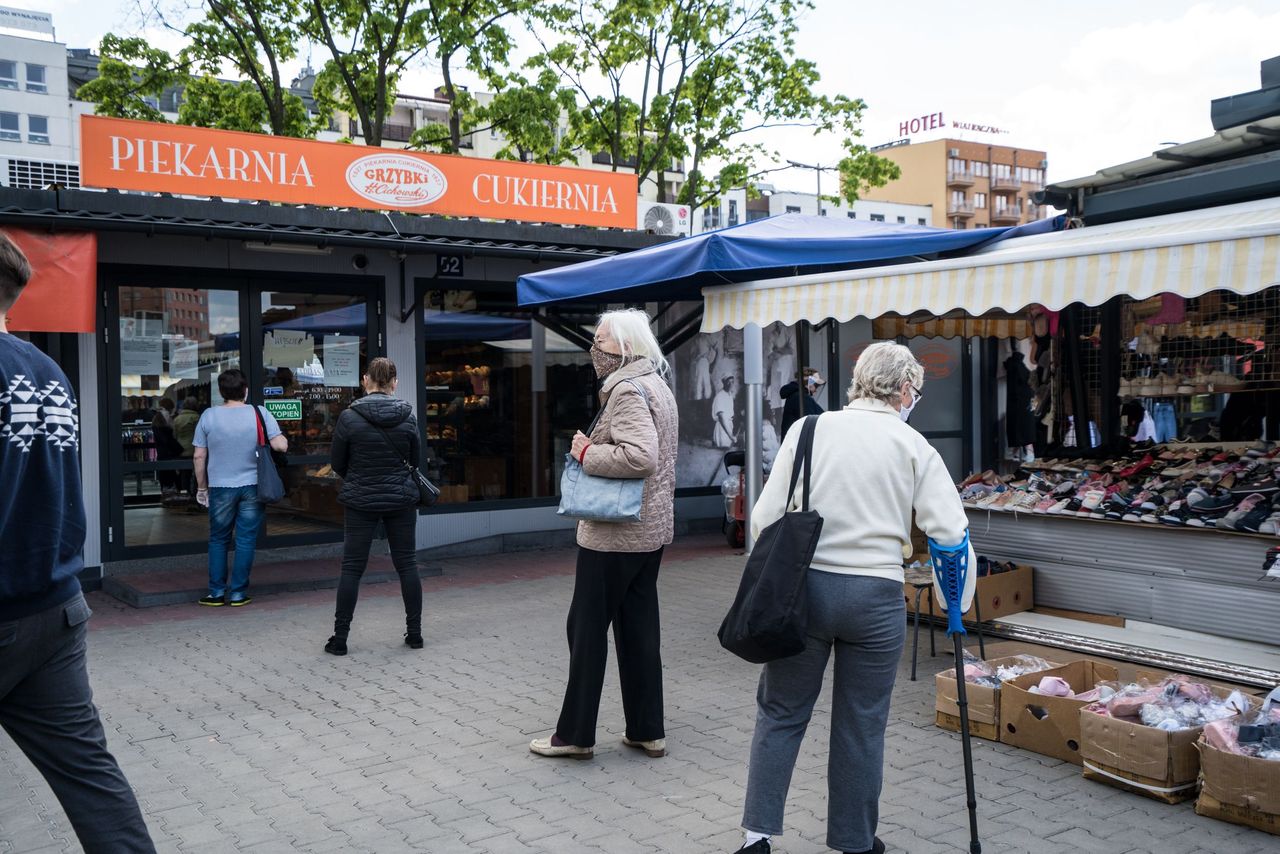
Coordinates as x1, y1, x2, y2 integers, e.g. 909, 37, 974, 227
20, 0, 1280, 187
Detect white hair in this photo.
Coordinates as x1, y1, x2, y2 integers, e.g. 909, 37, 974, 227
597, 308, 671, 377
848, 341, 924, 405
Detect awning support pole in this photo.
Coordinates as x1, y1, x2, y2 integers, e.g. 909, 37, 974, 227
744, 322, 764, 552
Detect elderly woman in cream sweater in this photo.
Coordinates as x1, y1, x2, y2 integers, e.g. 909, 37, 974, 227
732, 341, 976, 854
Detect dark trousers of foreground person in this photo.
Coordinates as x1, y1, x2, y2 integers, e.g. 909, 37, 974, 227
334, 506, 422, 638
0, 595, 156, 853
556, 546, 665, 747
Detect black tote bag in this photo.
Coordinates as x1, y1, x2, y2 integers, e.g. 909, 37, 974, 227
718, 415, 823, 663
253, 405, 287, 504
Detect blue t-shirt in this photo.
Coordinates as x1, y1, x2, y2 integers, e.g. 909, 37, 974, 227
0, 333, 85, 620
194, 404, 283, 488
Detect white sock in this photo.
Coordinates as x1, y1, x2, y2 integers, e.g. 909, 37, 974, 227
743, 831, 770, 848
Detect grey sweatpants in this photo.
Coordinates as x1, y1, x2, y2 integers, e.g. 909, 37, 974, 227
742, 571, 905, 853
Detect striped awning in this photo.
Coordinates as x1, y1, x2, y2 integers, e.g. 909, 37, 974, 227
701, 198, 1280, 331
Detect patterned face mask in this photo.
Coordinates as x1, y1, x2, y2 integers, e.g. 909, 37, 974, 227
591, 345, 625, 378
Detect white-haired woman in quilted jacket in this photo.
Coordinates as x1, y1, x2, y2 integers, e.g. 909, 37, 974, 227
530, 308, 678, 760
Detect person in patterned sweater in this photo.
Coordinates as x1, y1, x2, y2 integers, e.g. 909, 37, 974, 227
0, 232, 155, 852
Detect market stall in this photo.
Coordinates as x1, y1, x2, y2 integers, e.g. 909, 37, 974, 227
700, 196, 1280, 687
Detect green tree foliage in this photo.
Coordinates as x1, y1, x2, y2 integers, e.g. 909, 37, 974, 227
305, 0, 429, 147
182, 0, 313, 137
474, 68, 579, 164
75, 35, 185, 121
177, 75, 309, 134
838, 141, 902, 205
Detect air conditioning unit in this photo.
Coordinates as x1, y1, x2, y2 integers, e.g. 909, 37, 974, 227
637, 200, 691, 236
948, 148, 961, 158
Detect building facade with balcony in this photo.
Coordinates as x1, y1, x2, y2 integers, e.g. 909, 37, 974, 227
862, 137, 1048, 229
691, 187, 933, 234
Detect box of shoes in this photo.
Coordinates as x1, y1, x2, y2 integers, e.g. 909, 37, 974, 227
935, 655, 1060, 742
1195, 736, 1280, 835
999, 660, 1119, 764
1079, 678, 1257, 804
918, 564, 1034, 623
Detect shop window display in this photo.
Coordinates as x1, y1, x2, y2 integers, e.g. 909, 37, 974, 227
421, 289, 594, 503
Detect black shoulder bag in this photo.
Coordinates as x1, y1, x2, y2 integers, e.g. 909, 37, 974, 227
350, 407, 440, 508
718, 415, 823, 663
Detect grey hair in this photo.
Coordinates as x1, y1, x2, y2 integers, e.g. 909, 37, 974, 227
597, 308, 671, 377
848, 341, 924, 405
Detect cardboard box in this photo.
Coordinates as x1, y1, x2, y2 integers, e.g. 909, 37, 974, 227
1000, 660, 1119, 764
1079, 681, 1256, 804
1196, 738, 1280, 836
935, 655, 1060, 742
916, 565, 1034, 623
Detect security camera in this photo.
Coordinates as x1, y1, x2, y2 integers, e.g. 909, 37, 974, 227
352, 253, 369, 270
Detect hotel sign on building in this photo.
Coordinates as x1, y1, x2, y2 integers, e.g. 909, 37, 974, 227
897, 112, 1011, 138
79, 115, 638, 229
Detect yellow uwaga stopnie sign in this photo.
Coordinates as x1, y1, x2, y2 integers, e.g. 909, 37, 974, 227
264, 400, 302, 422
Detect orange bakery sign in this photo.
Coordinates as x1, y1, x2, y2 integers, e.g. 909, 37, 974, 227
79, 115, 637, 229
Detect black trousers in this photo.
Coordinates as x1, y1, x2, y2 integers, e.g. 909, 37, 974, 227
0, 595, 156, 853
556, 545, 665, 747
334, 506, 422, 637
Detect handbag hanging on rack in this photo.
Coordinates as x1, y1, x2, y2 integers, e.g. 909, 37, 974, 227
557, 379, 650, 523
350, 407, 440, 508
718, 415, 823, 663
253, 405, 287, 504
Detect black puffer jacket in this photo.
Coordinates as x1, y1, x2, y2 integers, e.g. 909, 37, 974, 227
331, 393, 421, 511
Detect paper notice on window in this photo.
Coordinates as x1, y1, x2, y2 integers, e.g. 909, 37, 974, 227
120, 327, 163, 375
170, 341, 199, 379
262, 329, 316, 370
323, 335, 360, 388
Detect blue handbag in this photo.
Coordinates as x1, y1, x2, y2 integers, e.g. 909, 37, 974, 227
558, 380, 650, 523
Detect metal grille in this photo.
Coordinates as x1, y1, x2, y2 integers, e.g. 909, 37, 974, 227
6, 158, 80, 189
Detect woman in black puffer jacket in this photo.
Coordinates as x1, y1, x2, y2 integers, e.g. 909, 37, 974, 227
325, 357, 423, 655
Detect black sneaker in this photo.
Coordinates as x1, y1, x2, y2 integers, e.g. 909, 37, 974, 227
1186, 488, 1235, 516
735, 841, 770, 853
405, 633, 424, 650
198, 595, 225, 607
1103, 490, 1135, 520
324, 636, 348, 656
1160, 500, 1191, 526
1236, 504, 1272, 533
845, 839, 886, 854
227, 595, 252, 607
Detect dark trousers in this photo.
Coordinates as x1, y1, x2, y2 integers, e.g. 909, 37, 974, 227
334, 506, 422, 638
556, 545, 665, 747
0, 594, 156, 853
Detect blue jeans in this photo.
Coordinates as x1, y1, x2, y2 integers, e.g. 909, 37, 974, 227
208, 485, 264, 597
1153, 402, 1178, 443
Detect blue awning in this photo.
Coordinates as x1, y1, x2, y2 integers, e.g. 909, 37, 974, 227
516, 213, 1063, 306
424, 311, 532, 341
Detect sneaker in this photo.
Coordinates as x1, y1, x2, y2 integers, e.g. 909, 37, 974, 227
198, 595, 225, 607
1160, 500, 1191, 526
1218, 493, 1269, 530
1076, 490, 1106, 517
1103, 489, 1137, 520
1032, 494, 1059, 513
405, 633, 424, 649
1246, 440, 1275, 459
1236, 504, 1273, 534
1259, 513, 1280, 535
227, 595, 252, 607
1186, 488, 1235, 516
530, 735, 593, 760
735, 841, 771, 854
324, 636, 348, 656
1046, 497, 1073, 515
621, 736, 667, 758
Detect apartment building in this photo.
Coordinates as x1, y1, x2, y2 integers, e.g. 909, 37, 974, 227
693, 186, 932, 234
0, 22, 80, 189
861, 137, 1049, 228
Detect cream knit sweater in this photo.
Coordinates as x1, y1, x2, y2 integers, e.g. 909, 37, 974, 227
751, 398, 976, 610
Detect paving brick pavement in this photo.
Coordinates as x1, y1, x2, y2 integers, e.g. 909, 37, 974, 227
2, 533, 1276, 854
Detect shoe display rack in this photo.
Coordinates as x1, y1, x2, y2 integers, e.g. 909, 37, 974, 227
957, 443, 1280, 650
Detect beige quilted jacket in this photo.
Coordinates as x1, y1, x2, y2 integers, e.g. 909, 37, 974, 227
576, 358, 679, 553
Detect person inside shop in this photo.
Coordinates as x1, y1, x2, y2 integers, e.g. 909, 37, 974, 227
713, 375, 738, 448
0, 233, 157, 852
530, 308, 678, 761
193, 369, 287, 607
779, 368, 826, 437
152, 397, 184, 505
324, 357, 424, 656
731, 342, 974, 854
173, 395, 203, 501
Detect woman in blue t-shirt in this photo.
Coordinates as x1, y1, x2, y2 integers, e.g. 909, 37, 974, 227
193, 369, 288, 606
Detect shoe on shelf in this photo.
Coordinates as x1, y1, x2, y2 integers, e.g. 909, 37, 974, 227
1033, 494, 1060, 514
1218, 493, 1269, 530
1076, 490, 1107, 517
530, 735, 593, 759
198, 595, 225, 607
1236, 504, 1273, 534
1160, 500, 1191, 526
324, 636, 347, 656
622, 736, 666, 758
1046, 497, 1073, 515
1186, 488, 1235, 516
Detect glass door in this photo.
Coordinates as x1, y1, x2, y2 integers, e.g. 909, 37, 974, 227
249, 283, 377, 537
109, 283, 242, 553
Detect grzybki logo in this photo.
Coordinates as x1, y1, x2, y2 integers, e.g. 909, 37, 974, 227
345, 154, 448, 208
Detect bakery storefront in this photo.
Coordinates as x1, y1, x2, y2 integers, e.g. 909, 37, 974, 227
701, 194, 1280, 686
0, 115, 674, 573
